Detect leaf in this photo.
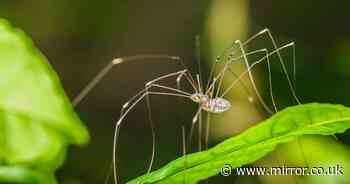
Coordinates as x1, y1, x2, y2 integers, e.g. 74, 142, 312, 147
128, 103, 350, 184
0, 18, 89, 183
0, 166, 57, 184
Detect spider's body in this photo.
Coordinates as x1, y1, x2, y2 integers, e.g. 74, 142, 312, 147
190, 93, 231, 113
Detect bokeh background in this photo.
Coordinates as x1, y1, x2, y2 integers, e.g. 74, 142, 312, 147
1, 0, 350, 183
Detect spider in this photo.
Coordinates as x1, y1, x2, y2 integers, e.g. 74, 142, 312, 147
72, 28, 301, 184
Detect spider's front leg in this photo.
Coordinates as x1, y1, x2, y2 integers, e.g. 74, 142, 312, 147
112, 69, 194, 184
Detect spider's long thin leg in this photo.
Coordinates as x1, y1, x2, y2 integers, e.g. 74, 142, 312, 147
181, 126, 187, 159
205, 28, 274, 96
188, 107, 202, 150
292, 42, 297, 90
205, 49, 263, 98
112, 106, 125, 184
234, 42, 278, 113
195, 35, 203, 90
176, 72, 191, 154
176, 71, 198, 93
220, 42, 296, 99
103, 161, 114, 184
145, 88, 155, 174
113, 90, 191, 184
205, 28, 276, 93
264, 49, 278, 113
211, 49, 276, 114
195, 34, 204, 153
205, 43, 236, 92
203, 78, 218, 151
198, 108, 202, 151
207, 28, 300, 103
123, 70, 195, 109
220, 64, 273, 113
147, 70, 198, 94
231, 40, 273, 114
196, 74, 203, 94
139, 81, 193, 176
247, 28, 300, 104
204, 112, 211, 150
72, 55, 195, 106
119, 69, 196, 129
214, 49, 269, 98
226, 68, 254, 101
112, 69, 196, 184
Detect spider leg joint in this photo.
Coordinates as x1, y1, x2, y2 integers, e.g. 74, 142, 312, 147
112, 58, 124, 65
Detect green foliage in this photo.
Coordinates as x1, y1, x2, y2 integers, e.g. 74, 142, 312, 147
128, 103, 350, 184
0, 18, 89, 183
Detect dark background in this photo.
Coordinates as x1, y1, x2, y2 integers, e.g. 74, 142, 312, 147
1, 0, 350, 183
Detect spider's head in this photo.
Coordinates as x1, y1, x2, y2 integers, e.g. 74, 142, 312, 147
190, 93, 209, 104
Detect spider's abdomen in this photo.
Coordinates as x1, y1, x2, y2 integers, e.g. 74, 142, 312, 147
203, 97, 231, 113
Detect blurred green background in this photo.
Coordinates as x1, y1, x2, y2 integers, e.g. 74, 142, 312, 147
1, 0, 350, 183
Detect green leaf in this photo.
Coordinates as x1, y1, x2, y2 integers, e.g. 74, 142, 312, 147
0, 18, 89, 183
0, 166, 57, 184
128, 103, 350, 184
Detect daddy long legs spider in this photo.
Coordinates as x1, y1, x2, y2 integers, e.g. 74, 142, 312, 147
72, 28, 301, 184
